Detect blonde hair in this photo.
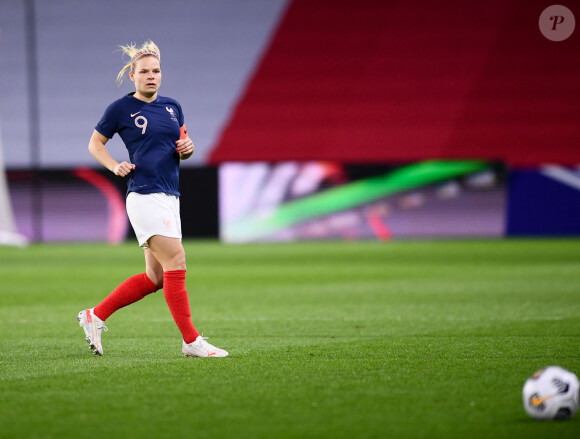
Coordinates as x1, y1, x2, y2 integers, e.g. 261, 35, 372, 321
116, 40, 161, 86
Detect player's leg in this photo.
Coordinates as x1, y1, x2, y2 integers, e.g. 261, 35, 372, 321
93, 271, 160, 322
77, 270, 159, 355
144, 246, 164, 289
147, 235, 228, 357
77, 248, 161, 355
147, 235, 196, 341
90, 194, 166, 323
147, 234, 186, 271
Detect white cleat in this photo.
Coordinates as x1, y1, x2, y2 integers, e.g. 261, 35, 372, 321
76, 308, 108, 356
182, 336, 228, 358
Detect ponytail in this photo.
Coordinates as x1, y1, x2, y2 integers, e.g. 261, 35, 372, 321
116, 40, 161, 86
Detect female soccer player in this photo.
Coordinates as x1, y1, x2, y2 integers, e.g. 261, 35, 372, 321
77, 40, 228, 358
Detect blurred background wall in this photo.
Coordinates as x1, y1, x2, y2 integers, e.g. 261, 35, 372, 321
0, 0, 289, 167
1, 0, 579, 243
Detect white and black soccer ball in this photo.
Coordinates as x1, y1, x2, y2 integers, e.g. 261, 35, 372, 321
522, 366, 579, 420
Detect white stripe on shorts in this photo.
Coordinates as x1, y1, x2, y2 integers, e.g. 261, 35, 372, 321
126, 192, 182, 247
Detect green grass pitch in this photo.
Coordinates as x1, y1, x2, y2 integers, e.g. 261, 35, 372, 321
0, 239, 579, 438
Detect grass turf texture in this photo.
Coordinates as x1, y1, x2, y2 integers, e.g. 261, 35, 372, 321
0, 239, 579, 439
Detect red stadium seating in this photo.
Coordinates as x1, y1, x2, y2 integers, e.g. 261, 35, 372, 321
210, 0, 580, 166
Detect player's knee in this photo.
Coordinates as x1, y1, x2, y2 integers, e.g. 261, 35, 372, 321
169, 251, 186, 271
149, 238, 186, 271
146, 270, 164, 290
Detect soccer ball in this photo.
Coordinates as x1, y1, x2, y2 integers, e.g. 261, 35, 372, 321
522, 366, 579, 420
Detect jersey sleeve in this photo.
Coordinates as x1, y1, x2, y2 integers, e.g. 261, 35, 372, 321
175, 100, 185, 127
95, 101, 120, 139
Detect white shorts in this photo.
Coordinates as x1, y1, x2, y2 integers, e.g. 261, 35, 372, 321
126, 192, 182, 247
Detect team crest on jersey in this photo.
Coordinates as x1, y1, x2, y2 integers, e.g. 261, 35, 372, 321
166, 106, 178, 122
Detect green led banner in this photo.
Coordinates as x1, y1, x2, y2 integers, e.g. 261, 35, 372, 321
220, 160, 506, 243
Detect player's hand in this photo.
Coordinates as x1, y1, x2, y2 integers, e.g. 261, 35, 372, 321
113, 161, 135, 177
176, 137, 194, 158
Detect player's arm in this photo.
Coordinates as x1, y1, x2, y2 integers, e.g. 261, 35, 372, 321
175, 124, 194, 160
88, 130, 135, 176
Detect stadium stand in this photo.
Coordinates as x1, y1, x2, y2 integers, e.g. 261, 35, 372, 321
210, 0, 580, 166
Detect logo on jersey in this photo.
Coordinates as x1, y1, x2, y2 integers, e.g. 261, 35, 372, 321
166, 106, 178, 122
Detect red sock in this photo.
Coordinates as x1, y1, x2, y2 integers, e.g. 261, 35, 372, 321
163, 270, 200, 344
94, 273, 159, 321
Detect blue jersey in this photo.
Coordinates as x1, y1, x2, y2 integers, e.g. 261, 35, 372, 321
95, 93, 185, 196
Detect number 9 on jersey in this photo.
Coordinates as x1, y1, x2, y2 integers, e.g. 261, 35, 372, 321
135, 116, 148, 134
